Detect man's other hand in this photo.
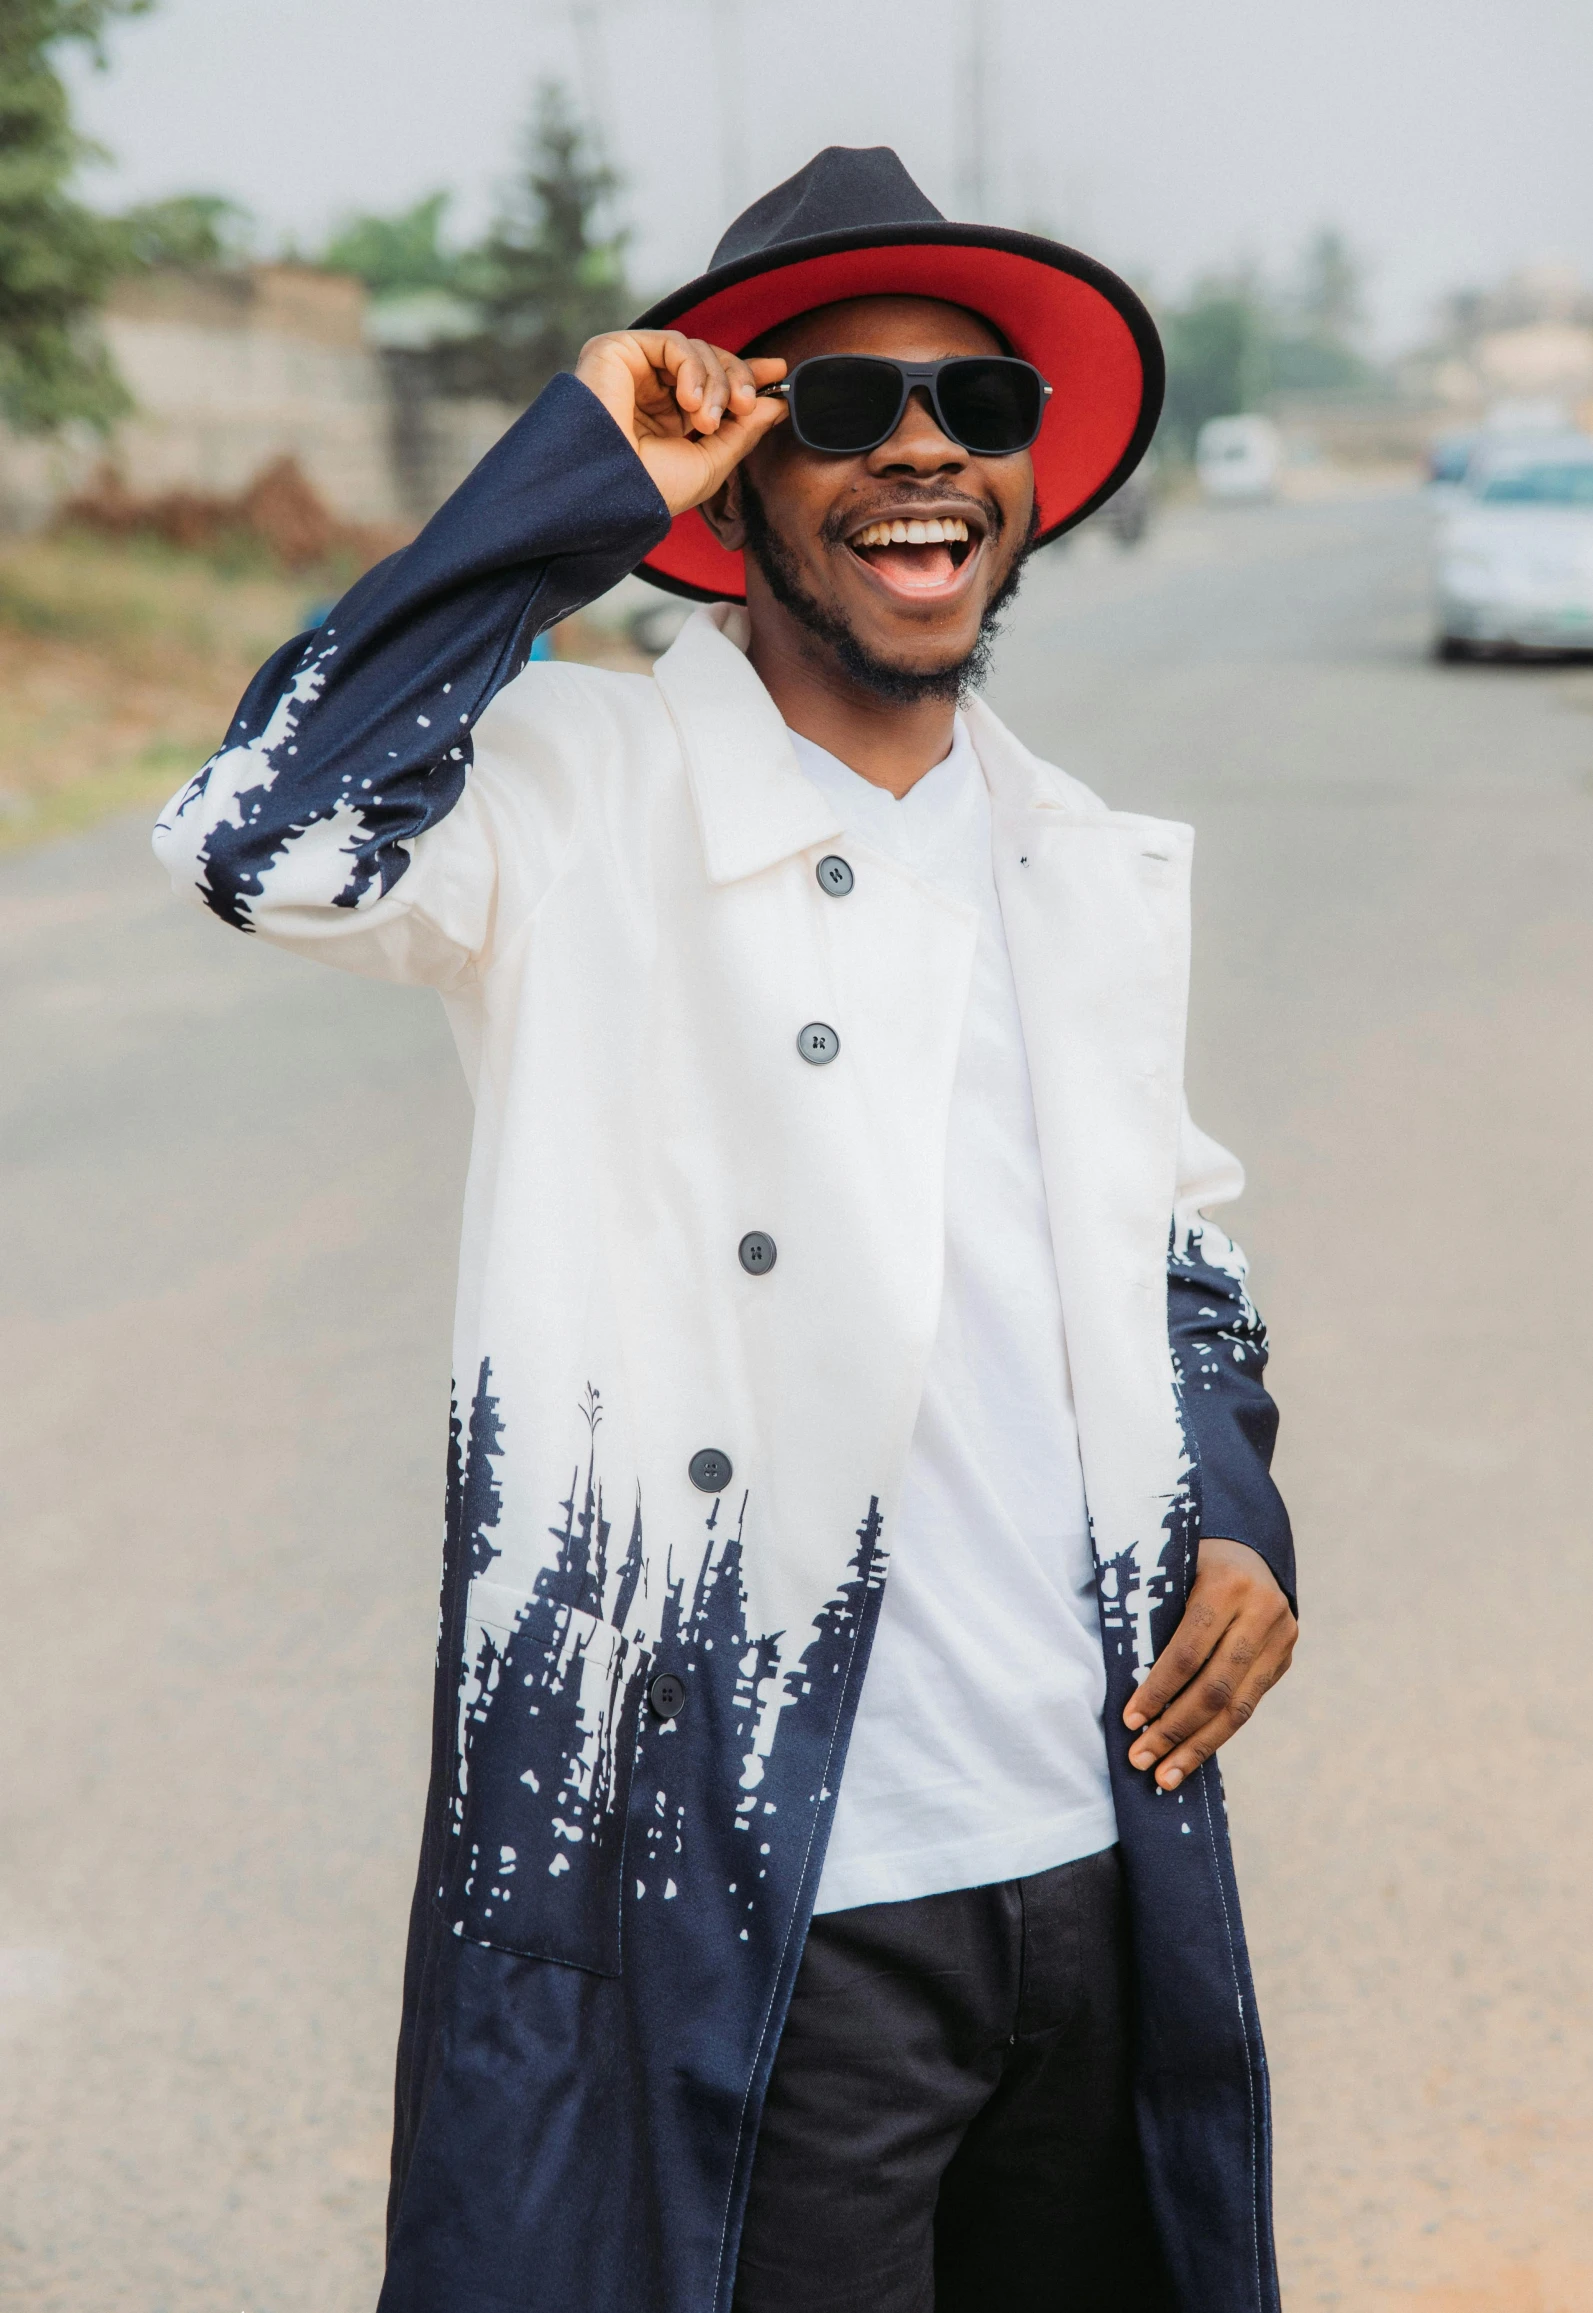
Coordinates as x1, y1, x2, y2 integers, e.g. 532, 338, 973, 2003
575, 330, 789, 516
1122, 1539, 1297, 1791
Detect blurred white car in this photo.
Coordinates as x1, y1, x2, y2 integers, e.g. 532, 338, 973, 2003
1195, 415, 1281, 502
1426, 430, 1478, 503
1434, 434, 1593, 658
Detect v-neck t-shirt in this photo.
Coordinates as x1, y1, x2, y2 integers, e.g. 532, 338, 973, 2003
791, 717, 1118, 1915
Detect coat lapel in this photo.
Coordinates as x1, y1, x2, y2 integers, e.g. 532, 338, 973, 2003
967, 700, 1193, 1615
651, 630, 1195, 1622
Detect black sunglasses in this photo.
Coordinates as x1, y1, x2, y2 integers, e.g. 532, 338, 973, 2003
759, 355, 1052, 458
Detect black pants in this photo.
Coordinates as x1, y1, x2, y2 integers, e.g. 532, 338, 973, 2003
731, 1846, 1174, 2313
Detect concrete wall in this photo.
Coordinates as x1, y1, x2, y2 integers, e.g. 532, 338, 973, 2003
100, 267, 404, 523
0, 425, 97, 533
0, 265, 408, 533
384, 373, 520, 525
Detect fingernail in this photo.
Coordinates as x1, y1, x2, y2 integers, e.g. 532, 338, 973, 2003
1128, 1746, 1152, 1769
1123, 1712, 1146, 1731
1160, 1768, 1183, 1789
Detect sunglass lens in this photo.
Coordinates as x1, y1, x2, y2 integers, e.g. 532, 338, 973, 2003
938, 359, 1045, 454
789, 357, 905, 452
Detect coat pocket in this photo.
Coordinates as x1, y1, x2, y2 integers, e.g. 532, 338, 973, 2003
447, 1574, 650, 1975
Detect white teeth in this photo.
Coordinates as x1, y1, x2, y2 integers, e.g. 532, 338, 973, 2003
851, 515, 972, 548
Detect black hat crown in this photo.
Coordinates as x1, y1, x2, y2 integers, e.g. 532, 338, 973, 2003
711, 146, 944, 271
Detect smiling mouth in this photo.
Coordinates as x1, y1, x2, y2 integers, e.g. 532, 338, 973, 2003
846, 514, 980, 592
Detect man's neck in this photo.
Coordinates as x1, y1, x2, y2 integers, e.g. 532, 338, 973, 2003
745, 617, 957, 800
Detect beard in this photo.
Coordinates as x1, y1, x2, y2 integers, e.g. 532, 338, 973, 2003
737, 476, 1040, 706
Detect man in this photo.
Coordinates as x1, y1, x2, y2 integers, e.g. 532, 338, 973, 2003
155, 148, 1296, 2313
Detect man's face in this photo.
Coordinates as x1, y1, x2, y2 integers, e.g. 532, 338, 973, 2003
703, 295, 1037, 696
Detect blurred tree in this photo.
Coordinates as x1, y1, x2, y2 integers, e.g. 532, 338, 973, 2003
1158, 230, 1377, 455
1295, 226, 1362, 345
458, 81, 629, 403
0, 0, 149, 432
1268, 225, 1372, 392
1159, 276, 1274, 455
115, 191, 251, 270
322, 191, 460, 298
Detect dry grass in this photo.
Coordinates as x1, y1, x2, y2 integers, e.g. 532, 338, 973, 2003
0, 530, 315, 853
0, 533, 651, 855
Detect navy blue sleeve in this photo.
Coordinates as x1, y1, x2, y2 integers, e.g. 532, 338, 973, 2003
154, 371, 671, 931
1168, 1232, 1296, 1613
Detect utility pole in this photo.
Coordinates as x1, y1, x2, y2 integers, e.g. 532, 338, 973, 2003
547, 0, 750, 223
957, 0, 992, 222
567, 0, 620, 158
708, 0, 748, 222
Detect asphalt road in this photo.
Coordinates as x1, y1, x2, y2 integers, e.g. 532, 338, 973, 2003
3, 489, 1590, 2312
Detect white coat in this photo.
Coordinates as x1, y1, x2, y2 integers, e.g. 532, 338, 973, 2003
154, 374, 1291, 2313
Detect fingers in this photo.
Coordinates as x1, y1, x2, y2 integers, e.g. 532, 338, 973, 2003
1123, 1628, 1285, 1785
664, 338, 780, 435
1123, 1587, 1229, 1734
1128, 1621, 1293, 1789
677, 389, 788, 496
572, 330, 787, 515
595, 330, 768, 434
1123, 1539, 1297, 1791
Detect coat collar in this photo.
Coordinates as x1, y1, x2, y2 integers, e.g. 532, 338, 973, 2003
652, 602, 1111, 886
960, 694, 1111, 824
653, 605, 842, 885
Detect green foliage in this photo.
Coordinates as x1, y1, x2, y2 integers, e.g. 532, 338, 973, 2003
458, 82, 629, 403
116, 191, 251, 270
1160, 281, 1273, 454
0, 0, 150, 432
322, 191, 458, 298
1157, 229, 1378, 457
307, 84, 628, 403
1295, 227, 1361, 346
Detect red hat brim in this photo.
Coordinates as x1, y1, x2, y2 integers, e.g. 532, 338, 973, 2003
630, 223, 1163, 601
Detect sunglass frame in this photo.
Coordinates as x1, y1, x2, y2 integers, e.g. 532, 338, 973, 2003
759, 355, 1053, 457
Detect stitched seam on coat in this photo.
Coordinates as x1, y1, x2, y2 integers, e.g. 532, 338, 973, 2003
709, 1511, 883, 2310
1199, 1765, 1263, 2312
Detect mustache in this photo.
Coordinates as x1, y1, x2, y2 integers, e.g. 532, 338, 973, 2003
817, 489, 1003, 550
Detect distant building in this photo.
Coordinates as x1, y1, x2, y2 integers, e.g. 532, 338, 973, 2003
1403, 264, 1593, 429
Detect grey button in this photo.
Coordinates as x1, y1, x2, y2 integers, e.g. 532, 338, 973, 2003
816, 855, 854, 897
797, 1021, 839, 1066
688, 1447, 733, 1493
648, 1672, 687, 1720
739, 1231, 777, 1275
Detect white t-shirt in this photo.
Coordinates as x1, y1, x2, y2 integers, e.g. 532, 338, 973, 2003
793, 717, 1118, 1916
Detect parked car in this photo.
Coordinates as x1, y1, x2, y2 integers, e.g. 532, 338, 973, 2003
1434, 433, 1593, 658
1195, 414, 1281, 502
1426, 430, 1478, 499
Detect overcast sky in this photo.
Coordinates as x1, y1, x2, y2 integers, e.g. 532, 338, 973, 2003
68, 0, 1593, 350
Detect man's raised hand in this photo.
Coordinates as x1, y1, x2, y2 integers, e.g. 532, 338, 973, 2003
1122, 1538, 1297, 1791
575, 330, 788, 516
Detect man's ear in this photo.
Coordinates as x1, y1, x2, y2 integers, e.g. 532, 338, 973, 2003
699, 468, 747, 552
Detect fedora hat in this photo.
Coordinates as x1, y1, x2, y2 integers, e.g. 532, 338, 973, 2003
631, 144, 1163, 601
